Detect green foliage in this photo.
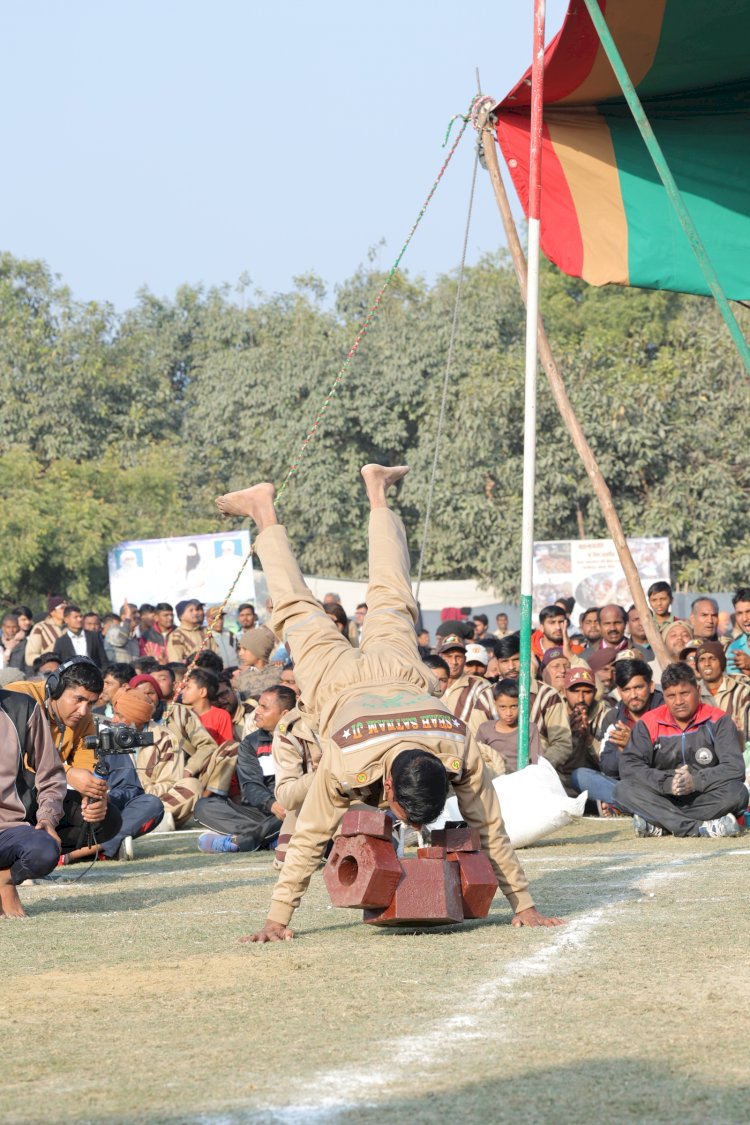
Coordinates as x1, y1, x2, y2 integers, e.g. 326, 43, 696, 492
0, 248, 748, 609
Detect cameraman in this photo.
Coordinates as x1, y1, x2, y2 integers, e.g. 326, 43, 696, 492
8, 658, 122, 859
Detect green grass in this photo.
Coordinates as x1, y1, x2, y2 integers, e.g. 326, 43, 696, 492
2, 821, 749, 1124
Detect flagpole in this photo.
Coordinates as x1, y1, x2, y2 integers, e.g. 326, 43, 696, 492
518, 0, 546, 770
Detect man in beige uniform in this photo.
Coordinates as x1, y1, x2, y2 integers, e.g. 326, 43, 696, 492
272, 705, 322, 864
217, 465, 563, 942
439, 635, 498, 739
166, 600, 218, 664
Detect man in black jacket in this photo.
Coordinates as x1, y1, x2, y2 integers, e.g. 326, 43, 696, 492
53, 605, 107, 669
614, 662, 748, 838
194, 685, 296, 852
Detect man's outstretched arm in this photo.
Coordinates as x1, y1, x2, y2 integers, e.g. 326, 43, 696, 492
241, 761, 348, 943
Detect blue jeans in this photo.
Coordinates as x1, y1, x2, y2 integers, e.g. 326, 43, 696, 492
571, 768, 629, 811
0, 824, 60, 883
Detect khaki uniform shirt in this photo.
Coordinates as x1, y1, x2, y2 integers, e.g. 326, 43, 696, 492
237, 663, 282, 701
442, 674, 498, 740
166, 626, 218, 664
267, 686, 534, 927
530, 682, 572, 764
272, 706, 322, 812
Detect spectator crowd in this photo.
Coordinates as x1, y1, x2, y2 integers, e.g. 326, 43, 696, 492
1, 576, 749, 918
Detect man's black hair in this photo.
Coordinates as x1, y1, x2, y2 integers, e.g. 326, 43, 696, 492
390, 749, 449, 825
12, 604, 33, 619
494, 678, 519, 700
237, 603, 255, 613
614, 658, 653, 690
61, 660, 104, 695
103, 662, 136, 686
187, 667, 219, 702
155, 602, 174, 613
423, 654, 450, 676
194, 649, 224, 675
168, 661, 187, 677
732, 587, 750, 607
102, 613, 120, 626
33, 651, 61, 673
691, 595, 718, 612
661, 662, 698, 691
259, 684, 297, 712
157, 665, 176, 684
138, 603, 156, 615
495, 633, 521, 659
63, 604, 81, 617
472, 613, 488, 627
579, 606, 600, 624
133, 656, 161, 674
555, 596, 576, 617
647, 581, 673, 599
539, 604, 567, 624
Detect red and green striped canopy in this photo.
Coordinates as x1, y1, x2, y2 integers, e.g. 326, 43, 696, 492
494, 0, 750, 298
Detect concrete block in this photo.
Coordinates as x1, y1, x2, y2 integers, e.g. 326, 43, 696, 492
447, 851, 497, 918
430, 826, 481, 853
323, 834, 401, 909
340, 808, 392, 840
417, 846, 446, 859
363, 857, 464, 926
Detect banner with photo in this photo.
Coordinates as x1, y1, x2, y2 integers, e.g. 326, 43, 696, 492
108, 531, 254, 612
532, 537, 670, 619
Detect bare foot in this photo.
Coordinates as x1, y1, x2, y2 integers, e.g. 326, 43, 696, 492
0, 883, 27, 919
360, 464, 409, 508
215, 483, 278, 530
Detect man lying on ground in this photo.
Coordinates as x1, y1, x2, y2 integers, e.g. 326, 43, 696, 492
216, 464, 564, 942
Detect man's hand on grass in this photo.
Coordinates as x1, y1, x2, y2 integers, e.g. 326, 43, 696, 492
511, 906, 566, 928
240, 920, 294, 944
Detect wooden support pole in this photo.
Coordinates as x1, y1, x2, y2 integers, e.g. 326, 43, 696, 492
478, 111, 671, 672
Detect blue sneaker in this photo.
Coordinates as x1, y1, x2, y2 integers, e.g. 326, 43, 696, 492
198, 832, 239, 853
698, 814, 741, 838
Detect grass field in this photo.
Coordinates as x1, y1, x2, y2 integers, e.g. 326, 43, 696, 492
2, 820, 749, 1125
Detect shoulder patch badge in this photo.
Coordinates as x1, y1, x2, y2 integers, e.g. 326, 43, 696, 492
450, 758, 462, 772
356, 771, 368, 784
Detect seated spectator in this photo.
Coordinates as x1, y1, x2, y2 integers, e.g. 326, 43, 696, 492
279, 666, 298, 695
727, 587, 750, 685
82, 611, 101, 634
476, 679, 541, 776
539, 647, 569, 695
166, 599, 218, 664
662, 620, 694, 661
7, 658, 123, 861
626, 605, 654, 661
140, 602, 174, 663
494, 635, 521, 679
237, 603, 257, 631
439, 633, 498, 738
24, 596, 67, 673
586, 647, 619, 701
236, 626, 281, 700
53, 604, 107, 668
195, 686, 296, 853
215, 672, 258, 741
532, 605, 568, 661
679, 640, 702, 671
696, 642, 750, 735
614, 662, 747, 837
73, 688, 165, 862
583, 604, 629, 661
489, 632, 572, 766
689, 597, 720, 643
548, 667, 606, 796
465, 644, 490, 679
422, 654, 450, 695
207, 605, 237, 668
647, 581, 674, 627
472, 614, 490, 643
132, 654, 162, 676
179, 667, 234, 746
572, 658, 662, 811
579, 607, 601, 647
0, 686, 66, 916
1, 614, 27, 672
31, 651, 62, 680
98, 662, 136, 717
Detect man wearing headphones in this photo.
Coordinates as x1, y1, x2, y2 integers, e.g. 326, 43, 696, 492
8, 657, 122, 858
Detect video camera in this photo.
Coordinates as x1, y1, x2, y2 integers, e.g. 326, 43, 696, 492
84, 724, 155, 755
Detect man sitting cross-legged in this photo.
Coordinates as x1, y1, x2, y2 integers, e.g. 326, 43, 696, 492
614, 662, 748, 838
216, 465, 563, 942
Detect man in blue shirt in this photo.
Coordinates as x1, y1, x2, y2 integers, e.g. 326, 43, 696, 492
727, 587, 750, 685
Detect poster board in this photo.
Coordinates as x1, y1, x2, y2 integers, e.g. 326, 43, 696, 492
532, 537, 670, 618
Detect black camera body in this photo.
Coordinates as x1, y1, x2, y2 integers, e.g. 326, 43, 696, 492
84, 724, 155, 754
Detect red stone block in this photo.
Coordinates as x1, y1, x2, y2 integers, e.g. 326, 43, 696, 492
363, 857, 464, 926
417, 846, 446, 860
340, 808, 392, 840
323, 834, 401, 909
430, 826, 481, 853
447, 851, 497, 919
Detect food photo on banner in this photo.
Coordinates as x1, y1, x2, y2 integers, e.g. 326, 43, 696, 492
532, 537, 670, 618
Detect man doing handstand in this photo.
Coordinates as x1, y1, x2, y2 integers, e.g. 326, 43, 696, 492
217, 465, 563, 942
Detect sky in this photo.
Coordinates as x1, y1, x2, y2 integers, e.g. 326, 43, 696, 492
0, 1, 569, 311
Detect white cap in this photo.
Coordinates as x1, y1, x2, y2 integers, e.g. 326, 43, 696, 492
465, 643, 489, 667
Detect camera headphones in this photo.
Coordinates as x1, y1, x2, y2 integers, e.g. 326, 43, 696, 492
45, 656, 99, 701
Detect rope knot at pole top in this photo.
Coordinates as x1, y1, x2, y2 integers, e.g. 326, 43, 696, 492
443, 94, 496, 146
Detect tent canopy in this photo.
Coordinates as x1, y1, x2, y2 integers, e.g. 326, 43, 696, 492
494, 0, 750, 299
